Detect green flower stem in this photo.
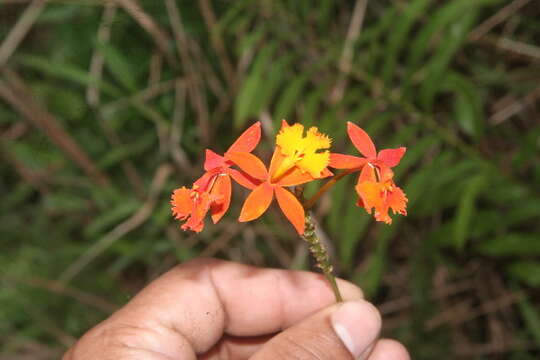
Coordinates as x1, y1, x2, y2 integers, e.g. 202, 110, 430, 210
301, 213, 343, 303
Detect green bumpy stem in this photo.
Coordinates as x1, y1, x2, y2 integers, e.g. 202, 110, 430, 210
302, 213, 343, 303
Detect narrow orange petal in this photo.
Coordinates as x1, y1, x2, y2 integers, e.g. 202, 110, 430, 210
193, 170, 218, 191
329, 153, 367, 169
358, 163, 376, 183
320, 167, 334, 177
239, 182, 274, 222
228, 168, 261, 190
377, 147, 406, 168
276, 166, 332, 187
227, 152, 268, 180
347, 122, 377, 158
274, 186, 305, 234
204, 149, 226, 171
276, 167, 314, 186
226, 122, 262, 154
210, 174, 232, 224
268, 147, 285, 178
378, 164, 394, 182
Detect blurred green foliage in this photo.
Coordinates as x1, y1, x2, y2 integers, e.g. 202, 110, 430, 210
1, 0, 539, 358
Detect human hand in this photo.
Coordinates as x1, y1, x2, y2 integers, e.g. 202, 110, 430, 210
63, 258, 409, 359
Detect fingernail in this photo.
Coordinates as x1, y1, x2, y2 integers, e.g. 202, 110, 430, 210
331, 301, 380, 359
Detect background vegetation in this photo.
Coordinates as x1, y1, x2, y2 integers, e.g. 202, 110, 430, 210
1, 0, 539, 358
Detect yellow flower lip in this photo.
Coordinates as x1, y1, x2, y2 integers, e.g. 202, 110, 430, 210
273, 122, 331, 180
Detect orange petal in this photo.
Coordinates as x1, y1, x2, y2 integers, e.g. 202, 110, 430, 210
377, 147, 406, 168
387, 185, 408, 216
356, 181, 384, 212
358, 163, 376, 183
239, 182, 274, 222
347, 122, 377, 158
227, 152, 268, 180
329, 153, 367, 169
274, 186, 305, 234
355, 181, 391, 223
210, 174, 231, 223
276, 167, 314, 186
171, 187, 192, 219
193, 170, 218, 191
226, 122, 261, 154
277, 166, 332, 187
228, 168, 261, 190
181, 191, 212, 232
377, 164, 394, 182
321, 167, 334, 177
268, 147, 286, 178
204, 149, 226, 171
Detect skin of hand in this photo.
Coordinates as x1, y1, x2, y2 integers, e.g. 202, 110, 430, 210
63, 258, 409, 360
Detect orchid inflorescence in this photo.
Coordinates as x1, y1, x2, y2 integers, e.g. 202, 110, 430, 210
171, 120, 407, 235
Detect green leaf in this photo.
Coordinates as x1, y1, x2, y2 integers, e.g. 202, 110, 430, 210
420, 10, 478, 109
97, 134, 155, 169
235, 24, 267, 56
273, 73, 309, 122
507, 261, 540, 288
33, 84, 87, 120
339, 199, 370, 272
38, 4, 81, 23
255, 54, 295, 117
355, 223, 399, 297
43, 193, 89, 213
300, 81, 332, 128
454, 174, 486, 250
16, 55, 122, 98
477, 233, 540, 257
0, 183, 33, 213
406, 0, 501, 71
518, 296, 540, 346
380, 0, 431, 84
100, 44, 138, 92
84, 199, 140, 238
234, 41, 279, 128
442, 72, 485, 138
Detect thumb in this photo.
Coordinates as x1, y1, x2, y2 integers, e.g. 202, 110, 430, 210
250, 300, 381, 360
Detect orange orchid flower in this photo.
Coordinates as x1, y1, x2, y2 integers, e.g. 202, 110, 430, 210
171, 122, 261, 232
228, 121, 332, 234
330, 122, 407, 224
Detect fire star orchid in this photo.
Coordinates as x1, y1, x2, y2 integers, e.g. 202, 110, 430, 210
227, 121, 332, 234
171, 122, 261, 232
330, 121, 407, 224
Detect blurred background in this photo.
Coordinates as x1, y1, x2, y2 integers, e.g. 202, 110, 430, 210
1, 0, 539, 358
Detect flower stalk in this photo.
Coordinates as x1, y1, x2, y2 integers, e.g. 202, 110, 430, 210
301, 213, 343, 302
